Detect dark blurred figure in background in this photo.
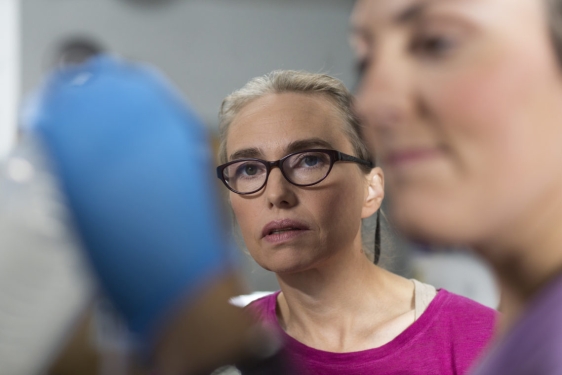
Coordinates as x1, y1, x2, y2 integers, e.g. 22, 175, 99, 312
351, 0, 562, 374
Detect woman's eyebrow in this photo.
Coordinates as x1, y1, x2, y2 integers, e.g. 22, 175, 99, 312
286, 138, 335, 153
350, 0, 443, 41
229, 147, 262, 161
228, 139, 334, 161
395, 0, 452, 25
395, 1, 431, 24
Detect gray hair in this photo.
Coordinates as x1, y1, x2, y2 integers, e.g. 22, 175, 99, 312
217, 70, 372, 167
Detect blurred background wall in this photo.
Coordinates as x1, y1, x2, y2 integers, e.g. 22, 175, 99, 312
20, 0, 358, 127
8, 0, 498, 307
0, 0, 20, 158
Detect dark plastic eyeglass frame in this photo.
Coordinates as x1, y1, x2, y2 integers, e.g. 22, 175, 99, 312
216, 149, 374, 195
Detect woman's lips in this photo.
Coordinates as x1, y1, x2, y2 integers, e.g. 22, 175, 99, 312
263, 229, 308, 244
261, 219, 310, 244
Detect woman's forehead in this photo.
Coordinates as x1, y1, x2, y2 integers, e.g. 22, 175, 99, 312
352, 0, 425, 27
353, 0, 420, 24
226, 93, 353, 159
352, 0, 478, 30
350, 0, 544, 55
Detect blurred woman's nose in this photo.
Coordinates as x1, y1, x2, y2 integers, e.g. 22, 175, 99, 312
265, 168, 298, 209
354, 45, 412, 132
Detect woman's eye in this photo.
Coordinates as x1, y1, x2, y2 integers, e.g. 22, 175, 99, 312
244, 165, 257, 175
235, 162, 262, 177
411, 34, 457, 58
303, 156, 319, 167
355, 58, 369, 79
353, 57, 372, 90
293, 153, 328, 169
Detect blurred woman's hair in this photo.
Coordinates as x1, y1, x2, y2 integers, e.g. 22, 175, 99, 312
217, 70, 372, 169
548, 0, 562, 63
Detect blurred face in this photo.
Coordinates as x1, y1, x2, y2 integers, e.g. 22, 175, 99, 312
351, 0, 562, 247
225, 93, 377, 273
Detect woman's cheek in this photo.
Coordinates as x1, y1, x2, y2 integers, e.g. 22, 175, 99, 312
316, 180, 364, 243
230, 198, 258, 249
423, 43, 539, 159
416, 40, 558, 236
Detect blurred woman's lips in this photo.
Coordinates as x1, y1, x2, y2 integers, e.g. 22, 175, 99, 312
261, 219, 310, 244
384, 148, 442, 168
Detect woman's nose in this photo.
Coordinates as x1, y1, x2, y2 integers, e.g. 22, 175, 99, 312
354, 47, 414, 155
264, 168, 298, 209
354, 47, 412, 131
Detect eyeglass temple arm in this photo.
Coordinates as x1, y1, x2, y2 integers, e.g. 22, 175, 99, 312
337, 152, 374, 168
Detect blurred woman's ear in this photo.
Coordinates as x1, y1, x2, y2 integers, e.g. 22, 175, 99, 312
362, 167, 384, 219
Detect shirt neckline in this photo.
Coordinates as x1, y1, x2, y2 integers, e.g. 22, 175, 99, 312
266, 289, 450, 363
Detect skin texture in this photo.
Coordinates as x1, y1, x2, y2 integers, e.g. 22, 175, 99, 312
225, 91, 416, 353
351, 0, 562, 328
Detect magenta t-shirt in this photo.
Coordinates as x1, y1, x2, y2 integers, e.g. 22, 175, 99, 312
247, 289, 496, 375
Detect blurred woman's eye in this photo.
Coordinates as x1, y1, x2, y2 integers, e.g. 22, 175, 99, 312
355, 58, 369, 79
411, 33, 457, 59
353, 57, 371, 91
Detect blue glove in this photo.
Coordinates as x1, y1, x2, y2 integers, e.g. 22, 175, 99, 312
26, 55, 235, 344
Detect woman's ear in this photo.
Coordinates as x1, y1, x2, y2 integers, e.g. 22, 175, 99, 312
362, 167, 384, 219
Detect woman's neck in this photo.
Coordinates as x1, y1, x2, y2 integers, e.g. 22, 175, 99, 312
275, 242, 414, 352
478, 184, 562, 333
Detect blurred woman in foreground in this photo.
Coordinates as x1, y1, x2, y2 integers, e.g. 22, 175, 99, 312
351, 0, 562, 373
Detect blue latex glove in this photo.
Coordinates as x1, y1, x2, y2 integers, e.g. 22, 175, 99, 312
26, 55, 235, 344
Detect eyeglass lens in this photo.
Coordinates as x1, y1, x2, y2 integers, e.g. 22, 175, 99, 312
223, 151, 332, 193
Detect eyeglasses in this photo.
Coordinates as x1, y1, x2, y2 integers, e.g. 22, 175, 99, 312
216, 149, 374, 195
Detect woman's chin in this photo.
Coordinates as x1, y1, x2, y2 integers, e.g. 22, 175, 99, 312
259, 261, 312, 275
254, 251, 320, 275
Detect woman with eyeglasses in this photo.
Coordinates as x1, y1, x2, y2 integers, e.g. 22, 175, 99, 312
351, 0, 562, 374
215, 70, 496, 374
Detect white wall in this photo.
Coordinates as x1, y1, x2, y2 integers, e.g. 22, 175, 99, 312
412, 251, 500, 309
21, 0, 357, 128
0, 0, 20, 158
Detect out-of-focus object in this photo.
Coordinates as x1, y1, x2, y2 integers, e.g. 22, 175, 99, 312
230, 292, 274, 308
26, 53, 236, 343
0, 0, 20, 158
0, 137, 94, 375
51, 36, 104, 69
24, 55, 296, 374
